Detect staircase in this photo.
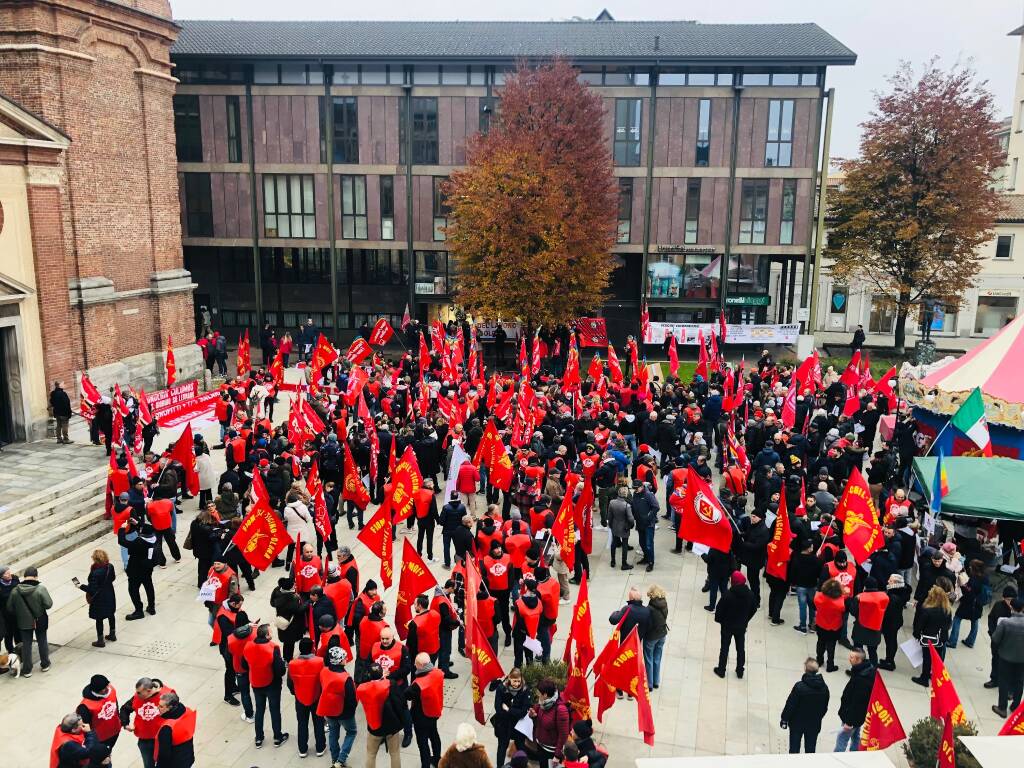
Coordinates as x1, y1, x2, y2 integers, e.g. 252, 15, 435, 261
0, 467, 109, 573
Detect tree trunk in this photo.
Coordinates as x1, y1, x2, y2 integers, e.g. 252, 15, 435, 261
893, 292, 911, 354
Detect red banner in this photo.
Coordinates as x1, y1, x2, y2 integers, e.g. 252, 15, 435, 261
345, 337, 372, 365
468, 616, 504, 725
929, 643, 966, 725
593, 627, 655, 745
860, 670, 906, 750
389, 446, 424, 524
369, 318, 394, 346
395, 540, 438, 640
306, 461, 332, 540
170, 423, 200, 495
232, 499, 292, 570
678, 468, 733, 552
837, 467, 883, 564
550, 492, 576, 573
563, 573, 595, 672
765, 492, 794, 580
577, 317, 608, 347
341, 442, 371, 510
357, 503, 394, 589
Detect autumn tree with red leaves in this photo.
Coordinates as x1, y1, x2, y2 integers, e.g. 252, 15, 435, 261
444, 59, 618, 327
826, 61, 1004, 352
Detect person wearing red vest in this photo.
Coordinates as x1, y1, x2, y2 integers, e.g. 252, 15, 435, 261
820, 550, 857, 648
504, 522, 531, 570
474, 517, 502, 559
146, 496, 181, 568
357, 664, 403, 768
241, 624, 289, 748
118, 677, 173, 768
407, 595, 441, 661
847, 578, 890, 666
407, 653, 444, 768
534, 566, 560, 664
316, 614, 354, 662
813, 579, 846, 672
154, 692, 196, 768
287, 637, 327, 758
358, 601, 389, 677
346, 580, 377, 643
431, 581, 461, 679
227, 622, 256, 721
294, 543, 324, 595
512, 578, 543, 668
215, 391, 234, 446
318, 645, 359, 766
335, 545, 360, 594
413, 479, 439, 562
212, 593, 244, 706
75, 674, 120, 752
371, 626, 411, 682
49, 713, 102, 768
323, 566, 354, 623
483, 543, 513, 646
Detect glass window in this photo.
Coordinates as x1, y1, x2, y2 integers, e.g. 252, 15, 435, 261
780, 179, 797, 244
727, 254, 769, 294
262, 174, 316, 239
716, 73, 734, 86
340, 175, 367, 239
604, 67, 634, 85
413, 65, 440, 85
415, 251, 449, 295
433, 177, 450, 241
613, 98, 642, 166
399, 97, 439, 165
173, 95, 202, 162
646, 253, 720, 299
349, 249, 407, 285
183, 173, 213, 237
226, 96, 242, 163
307, 65, 324, 85
996, 235, 1013, 259
479, 96, 499, 133
279, 64, 307, 84
684, 178, 701, 244
920, 302, 958, 334
333, 67, 358, 85
441, 66, 467, 85
765, 99, 795, 167
617, 178, 632, 243
688, 72, 716, 86
327, 96, 359, 164
380, 176, 395, 240
659, 70, 686, 86
253, 62, 278, 84
577, 67, 603, 85
869, 297, 896, 334
469, 67, 487, 85
772, 72, 800, 86
800, 71, 818, 86
361, 65, 388, 84
635, 72, 651, 86
695, 99, 711, 167
738, 180, 769, 244
975, 296, 1018, 335
742, 72, 771, 86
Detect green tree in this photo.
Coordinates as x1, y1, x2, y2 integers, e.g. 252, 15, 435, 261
826, 61, 1004, 352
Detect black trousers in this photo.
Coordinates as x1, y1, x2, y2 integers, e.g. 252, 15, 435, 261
492, 590, 512, 638
417, 518, 435, 558
717, 626, 746, 672
295, 700, 326, 755
196, 557, 212, 589
788, 726, 819, 753
346, 501, 364, 529
413, 716, 441, 768
998, 659, 1024, 711
572, 542, 590, 581
94, 616, 115, 641
494, 732, 526, 768
767, 580, 788, 621
221, 649, 238, 698
128, 573, 155, 612
746, 565, 763, 608
882, 626, 899, 662
154, 529, 180, 564
816, 628, 838, 667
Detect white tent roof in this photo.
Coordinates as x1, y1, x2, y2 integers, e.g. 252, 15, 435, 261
636, 752, 898, 768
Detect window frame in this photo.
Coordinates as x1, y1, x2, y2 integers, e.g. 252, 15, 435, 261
765, 99, 795, 168
399, 97, 439, 165
432, 176, 450, 241
613, 98, 642, 167
380, 175, 395, 241
326, 96, 359, 164
780, 179, 797, 245
183, 172, 213, 237
738, 179, 769, 245
617, 178, 633, 243
339, 175, 368, 240
684, 178, 701, 244
995, 234, 1013, 259
262, 174, 316, 239
695, 99, 711, 167
225, 95, 242, 163
173, 95, 203, 162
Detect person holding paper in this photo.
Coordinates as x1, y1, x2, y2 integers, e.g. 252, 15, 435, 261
489, 669, 530, 766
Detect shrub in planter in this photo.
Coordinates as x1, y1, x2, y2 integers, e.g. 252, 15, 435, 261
521, 660, 568, 693
902, 716, 980, 768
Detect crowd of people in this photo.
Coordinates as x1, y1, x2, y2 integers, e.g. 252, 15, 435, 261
7, 318, 1024, 767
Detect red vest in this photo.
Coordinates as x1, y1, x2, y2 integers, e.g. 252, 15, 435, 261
211, 605, 237, 645
244, 639, 279, 688
147, 499, 174, 531
476, 529, 502, 557
337, 558, 360, 593
80, 685, 121, 742
536, 579, 560, 622
484, 554, 512, 591
153, 709, 196, 763
228, 437, 247, 464
294, 556, 324, 594
112, 505, 132, 535
131, 686, 173, 741
359, 617, 387, 660
410, 610, 441, 655
857, 591, 890, 632
316, 625, 353, 663
227, 631, 251, 674
49, 727, 86, 768
323, 579, 354, 621
813, 593, 846, 632
370, 640, 405, 677
347, 590, 373, 629
288, 655, 325, 707
515, 598, 542, 638
827, 561, 856, 597
215, 398, 230, 422
412, 668, 445, 718
477, 596, 497, 637
505, 534, 531, 568
206, 566, 236, 605
356, 679, 391, 730
317, 668, 351, 718
413, 488, 434, 519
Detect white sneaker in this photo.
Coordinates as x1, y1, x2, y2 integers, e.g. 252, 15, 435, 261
241, 713, 254, 723
559, 598, 571, 605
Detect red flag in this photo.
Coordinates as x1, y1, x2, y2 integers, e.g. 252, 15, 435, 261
794, 352, 818, 393
606, 344, 623, 385
369, 318, 394, 346
563, 651, 592, 722
842, 385, 861, 418
860, 671, 907, 750
249, 467, 270, 508
678, 467, 733, 552
357, 503, 394, 589
389, 446, 424, 524
695, 329, 709, 380
344, 365, 369, 407
401, 303, 411, 330
840, 351, 862, 387
709, 330, 722, 374
577, 317, 608, 347
231, 499, 293, 571
836, 466, 883, 564
418, 332, 432, 375
765, 490, 794, 580
874, 365, 897, 398
518, 335, 527, 370
395, 539, 438, 640
594, 627, 655, 745
357, 391, 379, 483
469, 616, 505, 725
937, 714, 956, 768
551, 492, 576, 572
237, 329, 251, 378
473, 420, 513, 492
79, 374, 101, 420
137, 389, 153, 426
592, 610, 628, 720
165, 335, 176, 385
719, 311, 728, 344
929, 642, 966, 725
563, 573, 595, 672
341, 441, 371, 510
999, 700, 1024, 735
345, 337, 371, 365
269, 349, 285, 386
667, 331, 679, 377
430, 321, 445, 356
781, 384, 797, 428
306, 461, 333, 540
640, 301, 650, 343
563, 339, 580, 389
531, 332, 541, 377
308, 333, 339, 374
587, 353, 603, 382
170, 423, 200, 495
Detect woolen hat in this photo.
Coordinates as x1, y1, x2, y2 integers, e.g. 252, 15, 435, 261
572, 721, 593, 739
1004, 585, 1019, 598
730, 571, 747, 586
89, 675, 110, 693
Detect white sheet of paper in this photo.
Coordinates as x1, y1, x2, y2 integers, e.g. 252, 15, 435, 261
523, 636, 543, 655
853, 423, 865, 434
514, 715, 534, 740
197, 579, 218, 602
861, 561, 873, 574
900, 638, 924, 668
445, 442, 471, 508
765, 512, 777, 527
691, 542, 711, 556
810, 521, 821, 531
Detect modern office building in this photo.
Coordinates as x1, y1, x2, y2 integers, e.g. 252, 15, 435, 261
171, 16, 856, 345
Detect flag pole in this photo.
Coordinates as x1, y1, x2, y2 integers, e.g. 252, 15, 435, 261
927, 420, 953, 456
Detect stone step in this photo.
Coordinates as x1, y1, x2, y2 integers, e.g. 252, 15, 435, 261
0, 488, 108, 554
0, 466, 106, 516
0, 475, 107, 539
7, 496, 110, 573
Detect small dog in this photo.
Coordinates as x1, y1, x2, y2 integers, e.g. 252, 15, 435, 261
0, 649, 23, 678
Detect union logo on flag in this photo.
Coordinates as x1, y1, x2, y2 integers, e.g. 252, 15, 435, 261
694, 491, 723, 524
576, 317, 608, 347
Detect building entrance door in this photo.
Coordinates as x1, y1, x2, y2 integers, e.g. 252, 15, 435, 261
0, 327, 16, 445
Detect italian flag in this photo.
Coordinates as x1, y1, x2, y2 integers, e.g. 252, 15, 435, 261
950, 387, 993, 456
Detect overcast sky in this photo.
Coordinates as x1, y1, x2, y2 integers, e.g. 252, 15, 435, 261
169, 0, 1024, 159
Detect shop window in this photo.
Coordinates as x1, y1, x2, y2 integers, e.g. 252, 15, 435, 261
974, 296, 1018, 335
646, 253, 720, 300
869, 296, 896, 334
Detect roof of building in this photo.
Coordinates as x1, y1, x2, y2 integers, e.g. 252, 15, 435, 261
999, 194, 1024, 223
171, 19, 856, 64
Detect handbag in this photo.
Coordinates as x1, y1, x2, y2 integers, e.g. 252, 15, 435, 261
183, 530, 193, 550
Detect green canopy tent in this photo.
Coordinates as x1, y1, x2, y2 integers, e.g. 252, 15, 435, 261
912, 456, 1024, 520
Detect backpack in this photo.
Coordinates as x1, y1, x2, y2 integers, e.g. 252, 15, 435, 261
978, 580, 993, 607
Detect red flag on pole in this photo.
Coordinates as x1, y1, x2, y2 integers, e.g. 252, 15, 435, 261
550, 492, 576, 572
269, 349, 285, 386
563, 573, 595, 672
765, 491, 794, 580
401, 303, 411, 330
667, 332, 679, 377
369, 318, 394, 346
170, 423, 200, 495
592, 610, 628, 721
389, 446, 424, 524
418, 332, 432, 375
468, 616, 505, 725
563, 651, 592, 722
860, 670, 907, 750
695, 329, 709, 380
345, 337, 372, 365
929, 642, 966, 725
165, 335, 176, 386
840, 351, 862, 387
593, 627, 655, 745
835, 466, 884, 564
606, 344, 623, 385
237, 329, 251, 378
587, 353, 603, 382
719, 310, 728, 344
678, 467, 733, 552
357, 503, 394, 589
341, 441, 371, 510
640, 301, 650, 343
563, 339, 580, 389
395, 539, 438, 639
937, 714, 956, 768
781, 383, 797, 428
306, 461, 333, 539
231, 499, 293, 570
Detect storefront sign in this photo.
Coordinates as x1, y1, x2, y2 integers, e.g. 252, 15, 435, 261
725, 294, 771, 306
475, 320, 522, 341
644, 321, 800, 345
654, 245, 718, 255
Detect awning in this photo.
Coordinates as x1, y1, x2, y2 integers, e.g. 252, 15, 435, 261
636, 753, 897, 768
912, 456, 1024, 520
960, 736, 1024, 768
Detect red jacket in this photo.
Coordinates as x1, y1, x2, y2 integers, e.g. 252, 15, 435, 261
456, 462, 480, 494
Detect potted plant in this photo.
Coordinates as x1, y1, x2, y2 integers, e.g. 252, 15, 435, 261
521, 660, 568, 693
902, 717, 981, 768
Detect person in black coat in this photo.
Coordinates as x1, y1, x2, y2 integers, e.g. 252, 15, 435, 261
79, 550, 116, 647
911, 585, 953, 686
490, 669, 531, 765
609, 587, 652, 642
985, 585, 1019, 688
737, 510, 771, 609
714, 572, 755, 678
835, 648, 875, 751
704, 547, 736, 612
118, 519, 158, 620
781, 658, 830, 753
878, 574, 912, 670
49, 381, 74, 444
